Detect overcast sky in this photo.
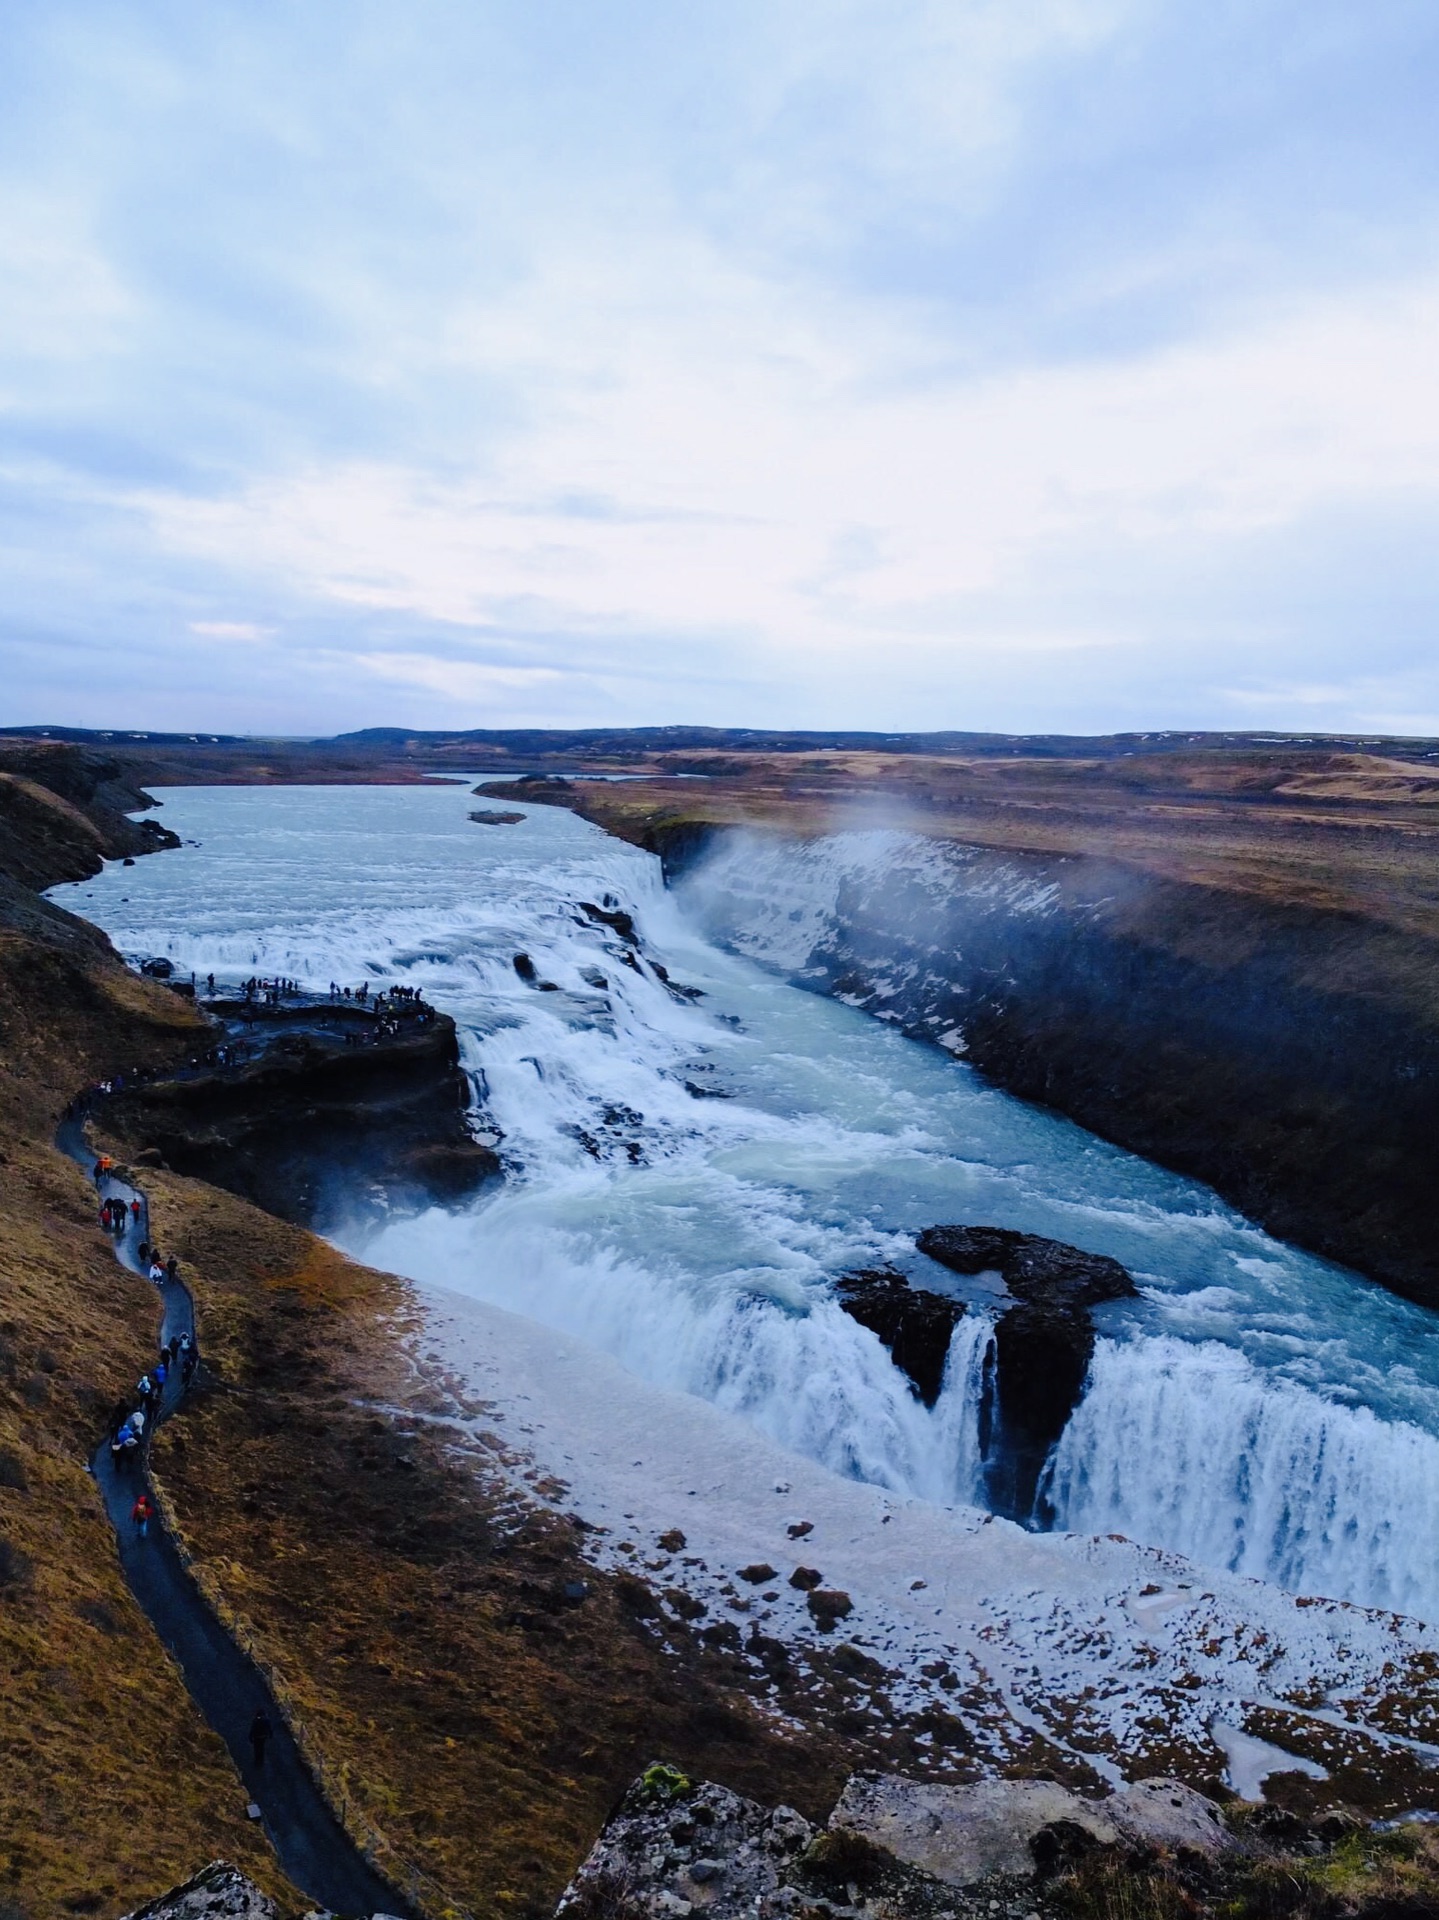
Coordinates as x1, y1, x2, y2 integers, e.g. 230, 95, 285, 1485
4, 2, 1439, 736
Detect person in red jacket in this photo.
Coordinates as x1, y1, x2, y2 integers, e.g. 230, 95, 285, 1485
130, 1493, 154, 1539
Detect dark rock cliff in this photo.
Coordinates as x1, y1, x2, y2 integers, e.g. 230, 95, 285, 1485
94, 1003, 500, 1227
656, 822, 1439, 1315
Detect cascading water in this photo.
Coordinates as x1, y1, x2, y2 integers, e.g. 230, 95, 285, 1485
51, 784, 1439, 1621
1042, 1336, 1439, 1617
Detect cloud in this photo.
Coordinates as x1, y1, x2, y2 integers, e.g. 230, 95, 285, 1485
3, 1, 1439, 732
189, 619, 274, 642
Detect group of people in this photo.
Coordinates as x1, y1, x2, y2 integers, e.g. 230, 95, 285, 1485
93, 1162, 200, 1490
111, 1325, 195, 1479
94, 1172, 181, 1290
239, 975, 301, 1005
99, 1194, 139, 1237
87, 1153, 285, 1784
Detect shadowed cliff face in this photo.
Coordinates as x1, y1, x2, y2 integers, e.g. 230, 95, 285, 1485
658, 824, 1439, 1315
93, 1002, 501, 1229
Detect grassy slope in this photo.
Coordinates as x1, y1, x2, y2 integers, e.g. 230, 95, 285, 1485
0, 922, 298, 1917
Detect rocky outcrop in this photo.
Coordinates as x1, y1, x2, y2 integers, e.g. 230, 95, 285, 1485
916, 1227, 1134, 1310
835, 1269, 966, 1406
557, 1767, 1252, 1920
95, 1002, 500, 1228
0, 741, 180, 890
120, 1862, 279, 1920
839, 1232, 1135, 1518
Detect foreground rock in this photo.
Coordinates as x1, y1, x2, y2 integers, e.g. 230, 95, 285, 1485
919, 1226, 1136, 1519
556, 1767, 1259, 1920
121, 1862, 278, 1920
554, 1769, 966, 1920
832, 1773, 1235, 1885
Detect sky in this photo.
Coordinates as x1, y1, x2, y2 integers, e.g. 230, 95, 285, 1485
3, 1, 1439, 737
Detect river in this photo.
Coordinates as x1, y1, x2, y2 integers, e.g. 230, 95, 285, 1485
51, 780, 1439, 1622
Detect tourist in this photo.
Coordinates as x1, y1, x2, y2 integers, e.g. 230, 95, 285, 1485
149, 1259, 165, 1287
248, 1709, 273, 1771
153, 1358, 168, 1394
130, 1492, 153, 1539
129, 1407, 146, 1439
166, 1255, 179, 1285
181, 1344, 197, 1386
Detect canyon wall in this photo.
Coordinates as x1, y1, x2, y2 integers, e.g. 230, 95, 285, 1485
658, 823, 1439, 1313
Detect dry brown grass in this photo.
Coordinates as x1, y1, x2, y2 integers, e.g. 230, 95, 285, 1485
135, 1167, 852, 1920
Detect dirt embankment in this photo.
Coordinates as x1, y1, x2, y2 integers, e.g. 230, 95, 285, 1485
546, 748, 1439, 1312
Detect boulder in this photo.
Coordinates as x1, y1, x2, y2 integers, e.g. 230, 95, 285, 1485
556, 1775, 814, 1920
835, 1268, 966, 1406
1109, 1778, 1238, 1857
831, 1774, 1124, 1885
121, 1861, 278, 1920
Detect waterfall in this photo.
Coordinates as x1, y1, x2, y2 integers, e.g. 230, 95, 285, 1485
1043, 1336, 1439, 1619
58, 783, 1439, 1625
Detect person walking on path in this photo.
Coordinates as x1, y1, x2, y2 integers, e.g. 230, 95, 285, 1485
130, 1492, 154, 1539
130, 1198, 141, 1227
249, 1709, 273, 1771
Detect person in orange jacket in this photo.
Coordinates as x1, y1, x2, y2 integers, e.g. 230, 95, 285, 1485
131, 1493, 154, 1539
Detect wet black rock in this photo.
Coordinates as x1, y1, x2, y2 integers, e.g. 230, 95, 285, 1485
835, 1267, 966, 1407
97, 1002, 501, 1230
916, 1225, 1134, 1307
917, 1226, 1136, 1519
579, 899, 638, 943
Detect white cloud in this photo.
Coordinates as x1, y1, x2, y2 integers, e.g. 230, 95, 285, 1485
188, 620, 275, 642
135, 257, 1439, 683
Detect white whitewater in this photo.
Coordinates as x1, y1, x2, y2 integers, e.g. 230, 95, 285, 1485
51, 784, 1439, 1619
1044, 1336, 1439, 1619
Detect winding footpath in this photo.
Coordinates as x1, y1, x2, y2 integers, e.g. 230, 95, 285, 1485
61, 1118, 413, 1918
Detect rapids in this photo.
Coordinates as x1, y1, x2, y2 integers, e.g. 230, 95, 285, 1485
51, 782, 1439, 1621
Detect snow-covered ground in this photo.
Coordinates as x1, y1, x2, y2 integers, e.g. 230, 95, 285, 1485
415, 1285, 1439, 1806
